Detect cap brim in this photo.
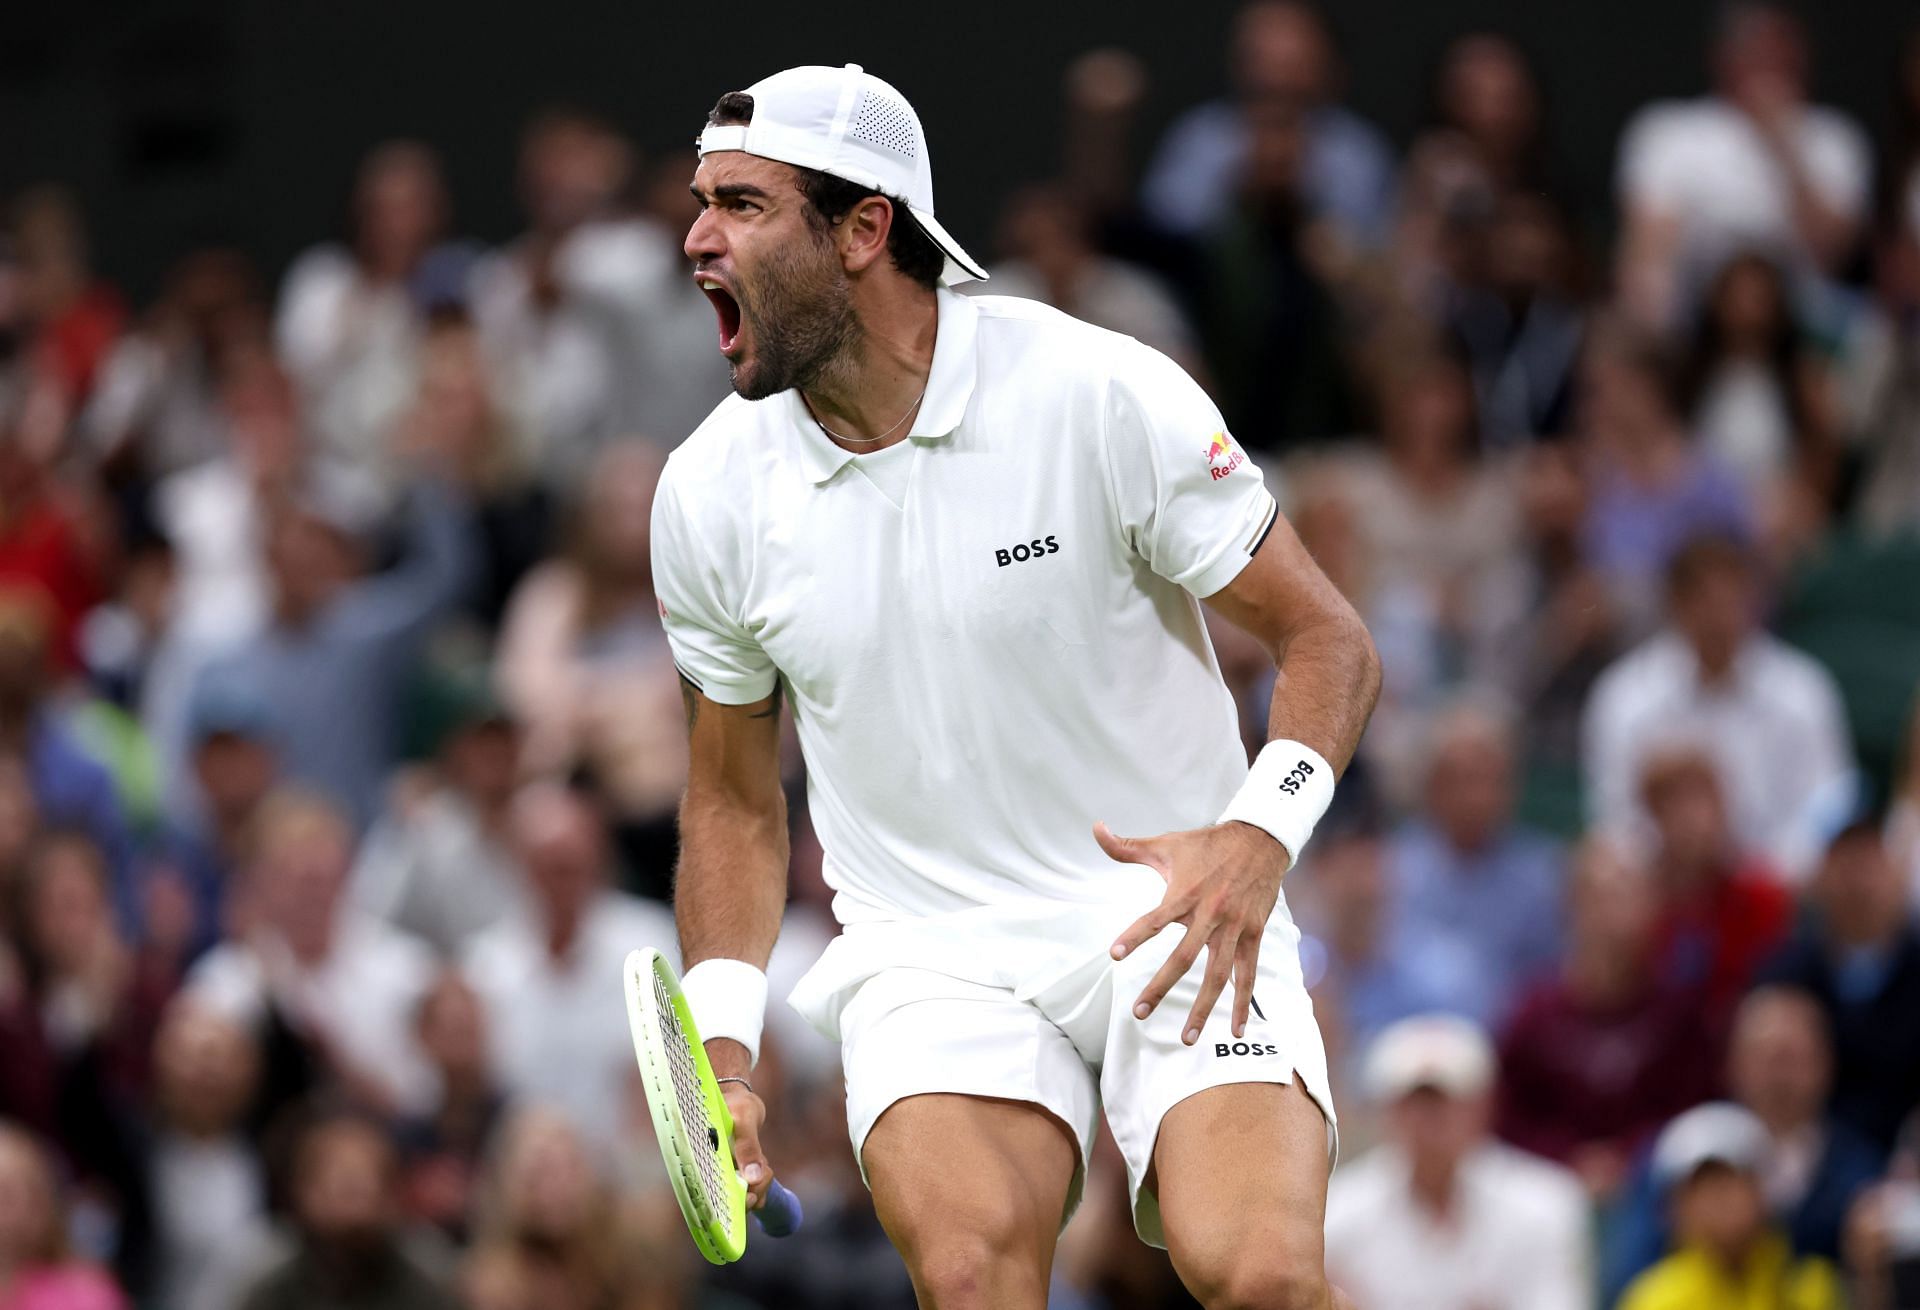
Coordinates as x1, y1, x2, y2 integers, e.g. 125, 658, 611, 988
907, 206, 988, 286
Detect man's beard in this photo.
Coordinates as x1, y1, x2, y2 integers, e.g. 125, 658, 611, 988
728, 235, 860, 401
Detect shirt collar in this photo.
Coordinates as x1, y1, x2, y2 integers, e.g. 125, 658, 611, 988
789, 288, 979, 486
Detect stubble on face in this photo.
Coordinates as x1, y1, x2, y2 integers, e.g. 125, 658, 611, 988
727, 217, 861, 401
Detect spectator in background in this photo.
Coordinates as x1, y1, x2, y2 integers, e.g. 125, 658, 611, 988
461, 784, 675, 1160
389, 313, 547, 627
0, 409, 105, 677
1477, 442, 1623, 793
185, 790, 437, 1119
193, 455, 473, 830
1386, 704, 1565, 1023
975, 184, 1199, 372
5, 187, 126, 421
1297, 830, 1490, 1058
0, 831, 164, 1286
1842, 1113, 1920, 1310
1760, 820, 1920, 1158
1584, 533, 1855, 879
276, 142, 476, 487
1618, 1103, 1844, 1310
394, 974, 502, 1246
468, 110, 629, 489
1616, 2, 1871, 329
1575, 323, 1751, 635
1427, 34, 1550, 202
142, 680, 279, 967
460, 1107, 633, 1310
0, 1122, 126, 1310
1640, 747, 1793, 1024
1606, 987, 1882, 1303
1190, 95, 1358, 452
1324, 1014, 1591, 1310
146, 1002, 270, 1310
1438, 191, 1586, 450
352, 666, 524, 957
1845, 201, 1920, 535
1141, 0, 1396, 248
237, 1107, 455, 1310
0, 591, 129, 924
80, 248, 265, 484
1499, 840, 1717, 1200
1680, 249, 1838, 555
496, 442, 683, 900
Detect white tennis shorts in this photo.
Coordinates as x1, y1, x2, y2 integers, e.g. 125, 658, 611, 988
795, 881, 1336, 1248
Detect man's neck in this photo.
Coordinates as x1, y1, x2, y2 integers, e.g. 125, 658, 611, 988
801, 286, 939, 450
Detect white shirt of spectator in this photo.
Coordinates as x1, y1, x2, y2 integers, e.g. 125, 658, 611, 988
1324, 1141, 1592, 1310
462, 889, 677, 1161
652, 290, 1279, 929
1582, 630, 1857, 881
185, 909, 439, 1113
1618, 96, 1871, 264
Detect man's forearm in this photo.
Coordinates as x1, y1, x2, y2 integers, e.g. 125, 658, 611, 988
1262, 610, 1381, 777
676, 788, 790, 970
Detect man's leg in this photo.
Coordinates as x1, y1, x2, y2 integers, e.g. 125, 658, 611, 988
1153, 1080, 1346, 1310
864, 1093, 1079, 1310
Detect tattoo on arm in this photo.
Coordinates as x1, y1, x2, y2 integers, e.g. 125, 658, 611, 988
679, 673, 701, 734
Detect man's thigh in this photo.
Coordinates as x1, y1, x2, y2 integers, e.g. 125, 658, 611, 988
864, 1093, 1080, 1304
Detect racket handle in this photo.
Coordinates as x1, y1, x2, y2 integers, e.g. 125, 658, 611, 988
756, 1179, 803, 1236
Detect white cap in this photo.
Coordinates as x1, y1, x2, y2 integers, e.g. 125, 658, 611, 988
1362, 1013, 1496, 1103
696, 63, 988, 287
1652, 1102, 1770, 1189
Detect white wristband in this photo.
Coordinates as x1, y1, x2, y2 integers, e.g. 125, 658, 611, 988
680, 959, 769, 1067
1217, 740, 1336, 865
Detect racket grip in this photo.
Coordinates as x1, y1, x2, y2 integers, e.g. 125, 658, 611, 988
756, 1179, 803, 1236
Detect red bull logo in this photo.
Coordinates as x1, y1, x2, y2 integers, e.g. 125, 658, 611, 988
1203, 430, 1245, 480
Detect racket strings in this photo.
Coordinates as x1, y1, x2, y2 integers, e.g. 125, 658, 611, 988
653, 970, 735, 1241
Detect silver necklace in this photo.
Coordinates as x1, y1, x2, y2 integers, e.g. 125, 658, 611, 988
803, 385, 928, 446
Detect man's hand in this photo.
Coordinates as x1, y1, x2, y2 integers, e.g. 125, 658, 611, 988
708, 1038, 773, 1210
1097, 819, 1291, 1044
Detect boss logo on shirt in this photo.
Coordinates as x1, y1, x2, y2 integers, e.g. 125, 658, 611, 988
1215, 1041, 1280, 1057
995, 535, 1061, 567
1204, 431, 1246, 481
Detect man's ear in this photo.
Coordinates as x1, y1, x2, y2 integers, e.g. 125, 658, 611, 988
838, 195, 895, 275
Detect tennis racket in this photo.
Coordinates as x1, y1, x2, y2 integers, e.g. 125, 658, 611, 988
623, 947, 803, 1264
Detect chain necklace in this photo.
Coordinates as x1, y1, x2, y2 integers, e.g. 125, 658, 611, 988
802, 384, 928, 446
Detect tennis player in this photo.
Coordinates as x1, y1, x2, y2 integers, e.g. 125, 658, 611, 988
655, 63, 1380, 1310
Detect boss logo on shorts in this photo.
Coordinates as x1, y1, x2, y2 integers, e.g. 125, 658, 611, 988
1215, 1041, 1280, 1057
995, 535, 1061, 567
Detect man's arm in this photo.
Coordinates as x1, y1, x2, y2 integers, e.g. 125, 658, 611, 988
1201, 512, 1381, 776
1102, 516, 1379, 1041
675, 675, 788, 1206
676, 676, 789, 1070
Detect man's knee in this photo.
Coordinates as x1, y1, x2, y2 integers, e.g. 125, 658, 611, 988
1173, 1241, 1328, 1310
895, 1210, 1049, 1310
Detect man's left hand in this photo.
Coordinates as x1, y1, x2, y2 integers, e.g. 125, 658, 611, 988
1096, 819, 1290, 1045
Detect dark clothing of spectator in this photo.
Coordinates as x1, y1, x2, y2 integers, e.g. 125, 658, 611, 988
1497, 973, 1720, 1167
1599, 1117, 1883, 1308
138, 819, 232, 964
237, 1241, 457, 1310
1759, 925, 1920, 1157
195, 482, 474, 829
1193, 203, 1356, 453
1444, 289, 1584, 447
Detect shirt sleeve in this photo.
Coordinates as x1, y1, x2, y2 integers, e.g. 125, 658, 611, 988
649, 460, 779, 705
1102, 341, 1279, 599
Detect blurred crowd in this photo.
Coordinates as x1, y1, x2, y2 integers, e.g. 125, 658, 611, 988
2, 2, 1920, 1308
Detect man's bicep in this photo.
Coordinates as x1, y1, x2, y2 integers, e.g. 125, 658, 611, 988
1201, 508, 1360, 656
681, 676, 786, 813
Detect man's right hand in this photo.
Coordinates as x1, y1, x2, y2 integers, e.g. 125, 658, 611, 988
708, 1038, 773, 1210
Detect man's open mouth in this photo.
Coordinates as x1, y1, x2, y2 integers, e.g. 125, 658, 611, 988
697, 277, 743, 354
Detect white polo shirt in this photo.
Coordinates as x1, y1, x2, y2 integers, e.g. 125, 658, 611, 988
652, 290, 1278, 927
